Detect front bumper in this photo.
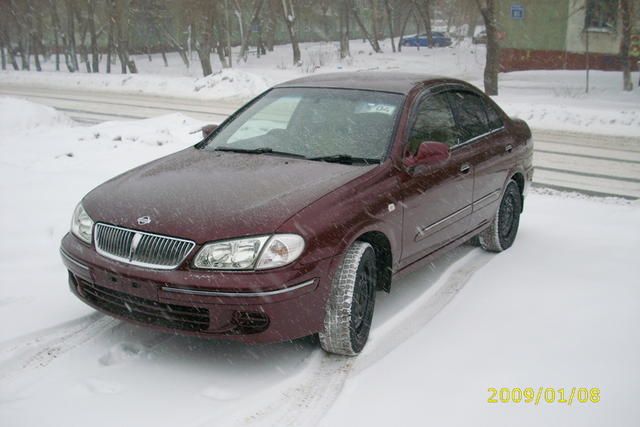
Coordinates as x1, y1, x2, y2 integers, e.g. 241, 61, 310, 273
60, 233, 336, 343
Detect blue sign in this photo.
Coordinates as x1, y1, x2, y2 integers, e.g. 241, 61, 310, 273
511, 4, 525, 20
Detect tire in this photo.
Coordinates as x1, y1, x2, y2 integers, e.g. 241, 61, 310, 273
479, 180, 522, 252
319, 241, 377, 356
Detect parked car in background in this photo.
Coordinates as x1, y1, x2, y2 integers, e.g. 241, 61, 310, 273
401, 32, 453, 47
60, 72, 533, 356
473, 30, 487, 44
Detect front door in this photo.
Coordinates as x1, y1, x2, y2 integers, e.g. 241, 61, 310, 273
398, 91, 474, 267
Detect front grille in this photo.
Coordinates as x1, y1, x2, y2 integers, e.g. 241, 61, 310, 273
94, 223, 195, 269
77, 280, 210, 332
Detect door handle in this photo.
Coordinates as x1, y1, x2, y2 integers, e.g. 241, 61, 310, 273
460, 163, 471, 174
505, 144, 513, 153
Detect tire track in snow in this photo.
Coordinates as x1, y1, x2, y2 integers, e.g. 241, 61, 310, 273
225, 249, 493, 427
0, 313, 118, 381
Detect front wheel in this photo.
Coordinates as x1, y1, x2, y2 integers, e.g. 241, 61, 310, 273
479, 180, 522, 252
319, 241, 377, 356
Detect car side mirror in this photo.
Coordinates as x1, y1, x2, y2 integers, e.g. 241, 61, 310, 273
403, 141, 451, 168
201, 124, 218, 139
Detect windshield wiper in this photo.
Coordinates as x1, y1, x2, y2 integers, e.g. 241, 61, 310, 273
307, 154, 380, 165
214, 146, 307, 159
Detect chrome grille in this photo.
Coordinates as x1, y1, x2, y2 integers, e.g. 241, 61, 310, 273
94, 223, 195, 269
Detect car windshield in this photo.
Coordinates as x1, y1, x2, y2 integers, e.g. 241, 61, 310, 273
202, 87, 404, 162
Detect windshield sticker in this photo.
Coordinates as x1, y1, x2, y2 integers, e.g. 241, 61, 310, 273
355, 102, 397, 116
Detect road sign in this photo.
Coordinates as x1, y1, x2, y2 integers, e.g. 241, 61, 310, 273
511, 4, 525, 20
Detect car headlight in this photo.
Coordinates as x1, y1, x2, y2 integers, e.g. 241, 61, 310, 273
193, 234, 305, 270
71, 203, 94, 244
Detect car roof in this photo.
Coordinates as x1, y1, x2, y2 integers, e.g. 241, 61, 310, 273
274, 72, 464, 95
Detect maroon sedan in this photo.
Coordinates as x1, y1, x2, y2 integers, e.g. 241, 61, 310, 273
60, 72, 533, 355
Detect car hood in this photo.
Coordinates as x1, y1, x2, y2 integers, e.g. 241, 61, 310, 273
83, 148, 375, 243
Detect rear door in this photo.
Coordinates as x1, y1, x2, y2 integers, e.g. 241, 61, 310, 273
398, 90, 475, 267
446, 90, 514, 229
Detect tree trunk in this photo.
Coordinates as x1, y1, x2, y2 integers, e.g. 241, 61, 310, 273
620, 0, 633, 91
4, 27, 20, 70
281, 0, 301, 65
414, 0, 433, 47
75, 6, 92, 72
88, 0, 99, 72
350, 0, 382, 53
10, 0, 30, 70
266, 0, 277, 51
27, 1, 42, 71
232, 0, 247, 63
397, 4, 412, 52
196, 0, 214, 77
32, 33, 41, 71
476, 0, 499, 95
224, 0, 233, 65
64, 0, 78, 71
107, 2, 114, 73
49, 0, 61, 71
339, 0, 350, 58
370, 0, 380, 44
114, 0, 136, 73
0, 7, 20, 71
255, 0, 267, 56
384, 0, 396, 52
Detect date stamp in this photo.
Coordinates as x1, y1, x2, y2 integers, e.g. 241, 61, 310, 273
487, 387, 600, 405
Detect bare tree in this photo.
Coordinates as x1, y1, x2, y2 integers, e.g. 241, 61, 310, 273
475, 0, 499, 95
232, 0, 247, 62
26, 0, 43, 71
350, 0, 382, 52
113, 0, 137, 73
239, 0, 265, 61
216, 0, 231, 68
620, 0, 633, 91
49, 0, 62, 71
87, 0, 99, 72
265, 0, 277, 51
64, 0, 79, 71
383, 0, 396, 52
281, 0, 301, 64
413, 0, 433, 47
0, 2, 8, 70
397, 2, 414, 52
195, 0, 215, 76
75, 4, 93, 72
339, 0, 350, 58
0, 37, 5, 70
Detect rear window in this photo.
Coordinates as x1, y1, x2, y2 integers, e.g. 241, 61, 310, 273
484, 101, 504, 131
447, 91, 490, 141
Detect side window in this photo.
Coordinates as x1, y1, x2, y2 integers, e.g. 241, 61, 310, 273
484, 101, 504, 131
448, 91, 490, 142
408, 93, 459, 154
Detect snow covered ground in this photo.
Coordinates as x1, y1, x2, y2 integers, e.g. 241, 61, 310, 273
2, 38, 639, 136
0, 98, 639, 426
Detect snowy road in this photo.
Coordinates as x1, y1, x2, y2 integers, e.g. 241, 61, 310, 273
2, 83, 638, 199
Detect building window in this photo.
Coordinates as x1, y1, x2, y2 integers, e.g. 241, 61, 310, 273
585, 0, 618, 31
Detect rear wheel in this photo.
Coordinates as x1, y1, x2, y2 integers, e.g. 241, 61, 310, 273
479, 180, 522, 252
319, 241, 377, 356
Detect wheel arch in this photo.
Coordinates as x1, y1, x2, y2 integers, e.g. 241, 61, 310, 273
510, 171, 525, 212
